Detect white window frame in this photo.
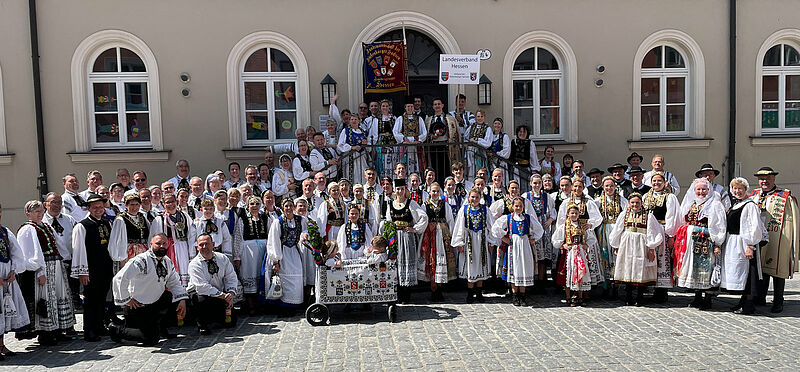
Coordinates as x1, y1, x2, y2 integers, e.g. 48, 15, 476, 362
0, 63, 8, 156
640, 45, 690, 137
760, 41, 800, 134
504, 31, 578, 142
511, 47, 564, 139
632, 30, 705, 140
227, 31, 309, 149
87, 47, 152, 149
239, 48, 299, 145
71, 30, 162, 151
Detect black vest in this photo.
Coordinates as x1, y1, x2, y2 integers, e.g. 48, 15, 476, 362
425, 200, 447, 223
390, 201, 414, 224
122, 212, 149, 244
79, 217, 113, 280
726, 201, 752, 235
512, 139, 531, 163
243, 213, 269, 240
650, 203, 667, 222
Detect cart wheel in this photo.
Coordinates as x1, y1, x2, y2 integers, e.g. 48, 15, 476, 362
306, 303, 329, 326
388, 304, 397, 323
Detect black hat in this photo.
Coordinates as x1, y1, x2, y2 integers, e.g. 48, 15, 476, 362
404, 96, 415, 105
586, 168, 604, 176
393, 178, 407, 188
627, 152, 643, 163
84, 193, 107, 205
754, 166, 779, 176
607, 163, 627, 173
626, 165, 645, 175
695, 163, 720, 178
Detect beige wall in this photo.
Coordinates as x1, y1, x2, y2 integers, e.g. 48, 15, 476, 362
0, 0, 799, 227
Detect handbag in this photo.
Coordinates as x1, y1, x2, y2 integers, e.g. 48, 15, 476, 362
36, 298, 49, 318
3, 288, 18, 320
265, 274, 283, 300
710, 263, 722, 287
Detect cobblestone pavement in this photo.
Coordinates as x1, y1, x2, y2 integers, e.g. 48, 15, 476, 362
4, 277, 800, 371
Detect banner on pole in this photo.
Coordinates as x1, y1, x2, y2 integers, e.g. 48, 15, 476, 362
439, 54, 481, 85
362, 41, 408, 93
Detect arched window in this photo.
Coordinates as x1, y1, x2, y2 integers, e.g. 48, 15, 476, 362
71, 30, 163, 153
89, 47, 151, 147
761, 43, 800, 132
511, 46, 563, 138
639, 45, 689, 136
241, 47, 298, 143
503, 31, 577, 142
632, 30, 705, 140
227, 31, 309, 148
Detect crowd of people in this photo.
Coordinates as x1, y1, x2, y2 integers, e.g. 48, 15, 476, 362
0, 93, 797, 354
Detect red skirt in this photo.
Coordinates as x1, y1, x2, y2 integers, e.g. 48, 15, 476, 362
555, 250, 568, 286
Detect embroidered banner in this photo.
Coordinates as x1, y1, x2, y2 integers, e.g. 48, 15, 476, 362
362, 41, 408, 93
317, 259, 398, 303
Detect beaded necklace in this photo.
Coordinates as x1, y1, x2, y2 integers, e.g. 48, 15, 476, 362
564, 219, 585, 245
600, 193, 622, 223
642, 189, 667, 210
122, 212, 148, 241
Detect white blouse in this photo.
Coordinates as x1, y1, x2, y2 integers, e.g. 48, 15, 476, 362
187, 251, 239, 297
112, 250, 188, 306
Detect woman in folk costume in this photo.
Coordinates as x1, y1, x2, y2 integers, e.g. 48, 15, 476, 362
722, 178, 766, 315
0, 203, 29, 356
553, 176, 573, 213
488, 168, 507, 203
594, 176, 628, 297
291, 140, 314, 186
487, 118, 511, 182
383, 179, 428, 304
539, 145, 562, 180
339, 179, 353, 204
17, 201, 75, 345
316, 182, 347, 243
238, 196, 269, 314
674, 178, 727, 310
266, 198, 309, 315
370, 99, 396, 176
261, 191, 283, 221
109, 194, 150, 264
393, 96, 428, 175
272, 154, 298, 204
149, 193, 197, 287
191, 199, 233, 259
408, 173, 428, 205
464, 109, 493, 181
349, 184, 379, 235
641, 171, 680, 303
552, 204, 591, 306
213, 190, 243, 268
451, 188, 497, 303
492, 197, 544, 306
510, 125, 541, 181
338, 115, 369, 185
609, 193, 663, 306
442, 177, 464, 217
336, 204, 373, 260
556, 177, 605, 290
524, 174, 558, 289
418, 183, 456, 302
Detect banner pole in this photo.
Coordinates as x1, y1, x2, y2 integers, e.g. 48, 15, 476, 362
402, 21, 409, 94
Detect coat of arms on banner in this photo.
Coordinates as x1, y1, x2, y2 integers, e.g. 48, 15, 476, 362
441, 72, 449, 81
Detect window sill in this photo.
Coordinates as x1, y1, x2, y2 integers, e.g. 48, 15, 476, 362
0, 153, 15, 165
67, 149, 171, 163
533, 140, 586, 153
627, 137, 713, 150
222, 147, 268, 160
750, 135, 800, 146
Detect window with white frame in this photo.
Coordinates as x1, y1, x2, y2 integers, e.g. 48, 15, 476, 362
241, 47, 298, 144
511, 47, 562, 138
640, 45, 689, 136
761, 43, 800, 132
89, 47, 151, 147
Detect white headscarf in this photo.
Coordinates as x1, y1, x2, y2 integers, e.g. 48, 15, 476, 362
679, 178, 714, 218
728, 177, 750, 194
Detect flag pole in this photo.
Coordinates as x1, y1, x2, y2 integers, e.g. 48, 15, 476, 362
402, 21, 409, 95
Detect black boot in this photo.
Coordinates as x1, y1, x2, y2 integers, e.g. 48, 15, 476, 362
625, 286, 634, 306
635, 288, 645, 307
735, 296, 756, 315
689, 291, 703, 308
652, 288, 668, 303
434, 288, 445, 302
698, 292, 713, 311
519, 292, 527, 306
475, 288, 485, 303
466, 288, 475, 304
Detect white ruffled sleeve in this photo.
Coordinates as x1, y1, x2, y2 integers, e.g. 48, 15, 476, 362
664, 194, 681, 237
266, 218, 284, 262
272, 170, 289, 197
586, 199, 603, 229
6, 230, 27, 274
292, 158, 311, 181
551, 222, 566, 248
608, 211, 627, 249
738, 202, 763, 248
491, 214, 510, 242
409, 200, 429, 234
529, 213, 544, 240
708, 201, 728, 246
16, 225, 45, 276
450, 205, 467, 248
71, 223, 89, 277
646, 213, 665, 249
108, 217, 129, 262
497, 134, 511, 159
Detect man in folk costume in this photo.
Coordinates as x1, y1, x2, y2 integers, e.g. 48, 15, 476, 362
425, 97, 460, 183
608, 163, 632, 193
61, 173, 87, 223
622, 166, 651, 199
449, 93, 476, 139
643, 154, 681, 195
109, 233, 188, 346
749, 167, 799, 313
71, 193, 114, 342
394, 96, 428, 175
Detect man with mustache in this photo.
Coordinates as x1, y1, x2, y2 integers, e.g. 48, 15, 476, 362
109, 233, 188, 346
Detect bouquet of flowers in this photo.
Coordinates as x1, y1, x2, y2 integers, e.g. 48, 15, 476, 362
305, 220, 325, 265
382, 221, 398, 260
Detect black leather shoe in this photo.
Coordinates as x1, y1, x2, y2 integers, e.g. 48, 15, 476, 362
198, 327, 212, 336
159, 329, 177, 339
734, 308, 755, 315
108, 324, 123, 343
83, 331, 101, 342
771, 303, 784, 313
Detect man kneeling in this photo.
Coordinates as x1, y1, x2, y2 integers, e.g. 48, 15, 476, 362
111, 233, 188, 346
188, 234, 239, 335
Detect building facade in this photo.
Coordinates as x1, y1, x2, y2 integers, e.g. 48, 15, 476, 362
1, 0, 799, 225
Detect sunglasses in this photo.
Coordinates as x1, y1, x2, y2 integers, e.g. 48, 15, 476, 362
134, 178, 146, 182
359, 107, 368, 110
249, 202, 260, 206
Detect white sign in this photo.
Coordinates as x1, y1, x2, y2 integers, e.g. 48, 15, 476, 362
439, 54, 481, 85
476, 49, 492, 60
